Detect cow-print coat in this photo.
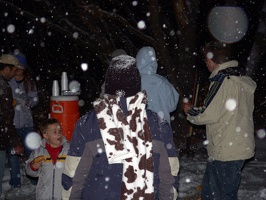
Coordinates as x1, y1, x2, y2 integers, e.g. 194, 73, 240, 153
62, 92, 179, 200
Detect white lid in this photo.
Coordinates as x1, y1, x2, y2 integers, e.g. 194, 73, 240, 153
50, 95, 79, 101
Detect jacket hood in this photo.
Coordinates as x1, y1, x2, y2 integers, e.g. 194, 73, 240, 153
210, 60, 256, 92
136, 46, 158, 75
231, 74, 257, 93
210, 60, 239, 79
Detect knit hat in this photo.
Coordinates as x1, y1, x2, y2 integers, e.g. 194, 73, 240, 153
111, 49, 127, 58
0, 54, 18, 67
14, 53, 28, 69
105, 55, 141, 97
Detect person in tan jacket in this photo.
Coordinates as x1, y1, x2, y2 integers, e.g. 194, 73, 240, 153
183, 41, 256, 200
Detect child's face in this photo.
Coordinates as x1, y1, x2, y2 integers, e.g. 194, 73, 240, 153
43, 123, 63, 148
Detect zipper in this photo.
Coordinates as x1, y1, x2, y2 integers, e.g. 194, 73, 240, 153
52, 146, 63, 200
52, 165, 55, 200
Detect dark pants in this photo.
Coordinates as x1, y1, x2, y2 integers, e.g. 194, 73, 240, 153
201, 159, 245, 200
8, 127, 38, 187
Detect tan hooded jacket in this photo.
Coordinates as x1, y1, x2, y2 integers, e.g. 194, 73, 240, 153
187, 60, 257, 161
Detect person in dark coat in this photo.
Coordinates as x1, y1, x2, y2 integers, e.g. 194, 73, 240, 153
0, 54, 23, 199
62, 55, 179, 200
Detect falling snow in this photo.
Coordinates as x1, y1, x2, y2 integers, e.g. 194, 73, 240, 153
0, 1, 265, 199
137, 20, 146, 29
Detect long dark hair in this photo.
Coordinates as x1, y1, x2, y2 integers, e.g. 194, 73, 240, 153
23, 69, 36, 94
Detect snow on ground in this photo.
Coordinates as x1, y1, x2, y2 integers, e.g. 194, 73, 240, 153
177, 135, 266, 200
2, 162, 35, 200
2, 135, 266, 200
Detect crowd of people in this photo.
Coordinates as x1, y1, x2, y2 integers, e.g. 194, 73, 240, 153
0, 41, 256, 200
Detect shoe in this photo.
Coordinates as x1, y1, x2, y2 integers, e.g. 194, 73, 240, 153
21, 184, 36, 195
5, 184, 36, 199
5, 187, 27, 199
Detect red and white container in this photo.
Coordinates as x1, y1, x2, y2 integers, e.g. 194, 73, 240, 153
50, 95, 80, 141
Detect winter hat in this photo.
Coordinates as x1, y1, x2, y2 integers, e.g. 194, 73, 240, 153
105, 55, 141, 97
111, 49, 127, 58
14, 53, 28, 69
0, 54, 18, 67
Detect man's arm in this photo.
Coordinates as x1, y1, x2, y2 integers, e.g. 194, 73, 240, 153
186, 74, 228, 125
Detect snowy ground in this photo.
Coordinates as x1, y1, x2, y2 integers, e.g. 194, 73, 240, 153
2, 161, 35, 200
178, 135, 266, 200
2, 135, 266, 200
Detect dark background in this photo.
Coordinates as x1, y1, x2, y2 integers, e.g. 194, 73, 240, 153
0, 0, 265, 138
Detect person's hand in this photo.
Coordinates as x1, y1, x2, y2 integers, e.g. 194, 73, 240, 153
12, 99, 17, 107
31, 156, 46, 170
31, 160, 44, 170
15, 97, 31, 108
183, 102, 192, 115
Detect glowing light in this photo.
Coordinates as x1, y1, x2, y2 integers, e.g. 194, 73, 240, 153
25, 132, 42, 150
207, 52, 213, 59
166, 143, 172, 149
56, 162, 64, 169
28, 29, 34, 34
257, 129, 266, 139
81, 63, 88, 71
78, 99, 85, 107
73, 32, 79, 39
185, 178, 191, 183
7, 24, 15, 33
40, 17, 46, 23
132, 1, 138, 6
157, 111, 164, 119
225, 99, 237, 111
15, 88, 20, 94
183, 98, 189, 103
208, 6, 248, 43
236, 127, 241, 132
69, 80, 80, 92
137, 20, 146, 29
203, 140, 209, 145
97, 148, 103, 154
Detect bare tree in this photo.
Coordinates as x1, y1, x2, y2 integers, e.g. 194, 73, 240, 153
1, 0, 263, 141
0, 0, 199, 137
246, 0, 266, 77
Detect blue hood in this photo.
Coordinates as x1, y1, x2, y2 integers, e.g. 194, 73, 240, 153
136, 46, 158, 75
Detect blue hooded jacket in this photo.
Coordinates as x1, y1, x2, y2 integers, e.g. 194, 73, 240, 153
136, 46, 179, 123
